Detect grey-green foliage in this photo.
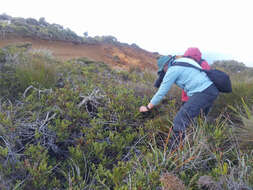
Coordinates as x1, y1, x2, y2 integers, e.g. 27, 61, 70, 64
0, 14, 122, 46
0, 14, 83, 43
0, 44, 253, 189
212, 60, 250, 73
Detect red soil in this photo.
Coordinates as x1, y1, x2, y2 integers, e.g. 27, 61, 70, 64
0, 36, 158, 70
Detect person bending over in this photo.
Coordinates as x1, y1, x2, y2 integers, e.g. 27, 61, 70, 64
140, 48, 219, 144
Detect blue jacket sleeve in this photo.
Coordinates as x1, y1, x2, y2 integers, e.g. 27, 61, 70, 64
150, 67, 180, 105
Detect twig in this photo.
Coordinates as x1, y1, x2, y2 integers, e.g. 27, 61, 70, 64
23, 85, 52, 98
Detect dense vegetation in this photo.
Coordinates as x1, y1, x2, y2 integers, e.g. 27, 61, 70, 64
0, 44, 253, 190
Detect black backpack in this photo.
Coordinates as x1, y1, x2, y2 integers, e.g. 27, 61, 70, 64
172, 61, 232, 93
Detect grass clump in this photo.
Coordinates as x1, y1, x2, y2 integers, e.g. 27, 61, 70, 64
0, 45, 59, 99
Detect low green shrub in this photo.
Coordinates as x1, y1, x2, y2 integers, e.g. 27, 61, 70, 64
0, 49, 252, 189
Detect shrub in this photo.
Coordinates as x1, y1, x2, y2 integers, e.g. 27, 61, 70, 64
15, 53, 58, 89
0, 46, 58, 99
0, 49, 253, 189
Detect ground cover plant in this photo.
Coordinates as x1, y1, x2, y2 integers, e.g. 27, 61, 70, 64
0, 44, 252, 189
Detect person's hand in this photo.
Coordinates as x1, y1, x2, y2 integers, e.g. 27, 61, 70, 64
139, 103, 154, 113
139, 106, 149, 112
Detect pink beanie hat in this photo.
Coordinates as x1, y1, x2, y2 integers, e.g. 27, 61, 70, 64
184, 47, 202, 62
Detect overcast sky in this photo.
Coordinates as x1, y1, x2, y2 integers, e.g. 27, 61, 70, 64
1, 0, 253, 66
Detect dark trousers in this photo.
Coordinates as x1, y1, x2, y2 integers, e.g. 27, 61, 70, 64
173, 84, 219, 133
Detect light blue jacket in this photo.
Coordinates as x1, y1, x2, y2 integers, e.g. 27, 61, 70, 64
150, 58, 213, 105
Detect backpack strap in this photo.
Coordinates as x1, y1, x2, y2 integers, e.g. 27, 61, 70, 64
173, 60, 232, 93
183, 56, 203, 66
172, 61, 204, 72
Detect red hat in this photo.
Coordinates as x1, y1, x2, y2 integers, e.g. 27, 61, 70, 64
184, 47, 202, 62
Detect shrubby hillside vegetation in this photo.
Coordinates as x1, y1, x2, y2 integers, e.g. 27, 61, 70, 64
0, 13, 141, 46
0, 43, 253, 190
0, 14, 158, 71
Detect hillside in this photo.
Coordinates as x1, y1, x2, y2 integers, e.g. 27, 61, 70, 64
1, 14, 253, 190
0, 14, 157, 70
0, 43, 253, 189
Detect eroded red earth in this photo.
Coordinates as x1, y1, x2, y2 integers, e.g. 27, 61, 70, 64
0, 36, 157, 70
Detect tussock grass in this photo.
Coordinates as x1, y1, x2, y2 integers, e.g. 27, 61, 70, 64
0, 45, 59, 99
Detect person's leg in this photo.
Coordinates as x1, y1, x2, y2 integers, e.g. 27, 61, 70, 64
202, 84, 219, 116
203, 106, 211, 116
173, 84, 219, 135
181, 101, 186, 106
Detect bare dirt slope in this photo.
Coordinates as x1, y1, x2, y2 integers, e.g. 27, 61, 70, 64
0, 36, 158, 70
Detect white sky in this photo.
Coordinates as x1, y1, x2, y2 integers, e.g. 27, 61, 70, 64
1, 0, 253, 66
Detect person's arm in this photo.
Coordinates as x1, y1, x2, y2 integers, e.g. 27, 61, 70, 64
139, 67, 180, 112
